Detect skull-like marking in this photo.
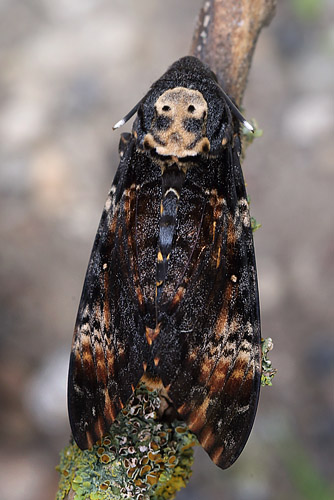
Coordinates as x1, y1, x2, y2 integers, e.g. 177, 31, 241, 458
144, 87, 210, 157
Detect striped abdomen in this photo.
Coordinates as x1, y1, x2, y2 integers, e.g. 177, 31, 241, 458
156, 164, 186, 301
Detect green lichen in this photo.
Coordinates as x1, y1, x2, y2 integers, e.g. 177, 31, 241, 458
56, 385, 197, 500
251, 216, 262, 232
247, 192, 262, 234
261, 337, 277, 387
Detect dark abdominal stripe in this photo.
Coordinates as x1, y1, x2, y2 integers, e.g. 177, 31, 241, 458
156, 164, 186, 301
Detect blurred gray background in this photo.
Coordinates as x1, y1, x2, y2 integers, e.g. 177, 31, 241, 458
0, 1, 333, 499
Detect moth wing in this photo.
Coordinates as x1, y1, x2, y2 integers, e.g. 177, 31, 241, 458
68, 136, 147, 449
157, 143, 261, 469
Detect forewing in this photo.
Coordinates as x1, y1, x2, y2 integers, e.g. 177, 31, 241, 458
155, 143, 261, 469
68, 137, 148, 449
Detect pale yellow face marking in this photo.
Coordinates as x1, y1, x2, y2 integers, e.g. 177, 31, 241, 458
144, 87, 210, 157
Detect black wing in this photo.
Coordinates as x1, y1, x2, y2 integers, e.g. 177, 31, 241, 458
153, 138, 261, 469
68, 134, 153, 449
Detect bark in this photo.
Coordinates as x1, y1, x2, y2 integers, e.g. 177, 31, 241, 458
190, 0, 276, 105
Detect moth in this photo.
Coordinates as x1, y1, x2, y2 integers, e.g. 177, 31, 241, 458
68, 56, 261, 470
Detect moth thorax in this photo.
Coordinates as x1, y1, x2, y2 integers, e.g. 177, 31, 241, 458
144, 87, 210, 157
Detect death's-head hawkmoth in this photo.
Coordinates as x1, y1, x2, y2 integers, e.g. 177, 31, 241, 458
68, 56, 261, 470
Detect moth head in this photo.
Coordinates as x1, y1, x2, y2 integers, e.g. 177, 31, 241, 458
113, 57, 252, 156
142, 87, 210, 157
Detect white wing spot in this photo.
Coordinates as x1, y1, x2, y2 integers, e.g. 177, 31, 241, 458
105, 197, 112, 211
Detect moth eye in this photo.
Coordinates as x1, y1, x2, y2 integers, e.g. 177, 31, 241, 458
162, 105, 171, 112
188, 105, 195, 113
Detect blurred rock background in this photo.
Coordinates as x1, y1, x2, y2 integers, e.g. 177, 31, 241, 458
0, 1, 333, 499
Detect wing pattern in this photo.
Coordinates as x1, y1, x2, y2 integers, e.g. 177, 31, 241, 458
154, 141, 261, 468
68, 136, 156, 448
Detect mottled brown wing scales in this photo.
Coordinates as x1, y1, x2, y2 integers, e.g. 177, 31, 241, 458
69, 300, 123, 448
68, 143, 151, 449
179, 342, 259, 469
135, 179, 161, 317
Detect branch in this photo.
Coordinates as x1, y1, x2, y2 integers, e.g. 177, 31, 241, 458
190, 0, 276, 105
57, 385, 197, 500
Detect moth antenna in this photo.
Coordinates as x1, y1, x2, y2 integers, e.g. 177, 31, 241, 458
112, 100, 142, 130
217, 85, 254, 133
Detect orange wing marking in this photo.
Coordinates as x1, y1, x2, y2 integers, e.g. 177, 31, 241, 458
145, 324, 161, 345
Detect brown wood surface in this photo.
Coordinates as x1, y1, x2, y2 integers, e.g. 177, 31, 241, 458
190, 0, 276, 105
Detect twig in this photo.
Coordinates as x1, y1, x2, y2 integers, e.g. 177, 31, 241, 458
191, 0, 276, 105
